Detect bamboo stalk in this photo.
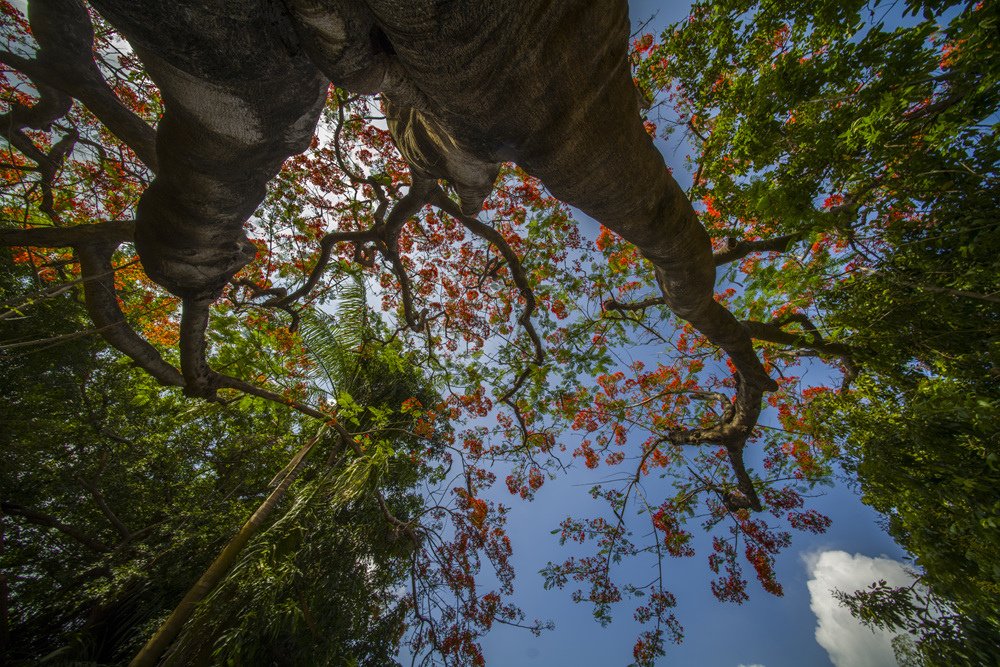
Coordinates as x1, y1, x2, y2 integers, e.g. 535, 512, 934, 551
129, 426, 327, 667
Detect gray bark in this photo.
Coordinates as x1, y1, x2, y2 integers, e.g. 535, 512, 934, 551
79, 0, 773, 388
3, 0, 780, 406
87, 0, 328, 299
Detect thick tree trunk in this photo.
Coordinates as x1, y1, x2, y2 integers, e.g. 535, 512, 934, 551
88, 0, 328, 300
359, 0, 775, 388
82, 0, 774, 387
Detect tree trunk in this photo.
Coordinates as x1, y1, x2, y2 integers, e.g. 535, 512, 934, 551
81, 0, 777, 389
129, 429, 324, 667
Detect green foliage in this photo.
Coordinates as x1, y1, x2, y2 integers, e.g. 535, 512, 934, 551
0, 253, 443, 665
639, 0, 1000, 661
163, 467, 417, 667
160, 295, 444, 666
823, 377, 1000, 615
835, 575, 999, 666
1, 327, 305, 661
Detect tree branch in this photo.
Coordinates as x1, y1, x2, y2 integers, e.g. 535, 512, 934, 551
76, 477, 132, 540
743, 314, 856, 384
603, 295, 666, 313
0, 81, 77, 218
664, 376, 765, 511
429, 186, 544, 401
602, 233, 799, 313
0, 220, 135, 248
261, 229, 377, 309
0, 0, 159, 171
712, 234, 799, 266
1, 500, 111, 553
0, 219, 185, 385
76, 242, 185, 387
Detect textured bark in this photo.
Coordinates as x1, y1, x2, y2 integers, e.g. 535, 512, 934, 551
356, 1, 774, 389
88, 0, 328, 300
76, 242, 187, 388
77, 1, 775, 386
386, 100, 500, 215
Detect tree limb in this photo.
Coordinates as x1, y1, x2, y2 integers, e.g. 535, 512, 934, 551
0, 0, 159, 171
603, 295, 666, 313
76, 242, 185, 387
712, 234, 799, 266
76, 477, 132, 540
664, 376, 765, 511
0, 220, 135, 248
1, 500, 111, 553
743, 314, 856, 384
0, 81, 77, 218
429, 186, 544, 401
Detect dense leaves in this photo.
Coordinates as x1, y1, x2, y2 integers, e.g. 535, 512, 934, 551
1, 252, 445, 665
634, 0, 999, 661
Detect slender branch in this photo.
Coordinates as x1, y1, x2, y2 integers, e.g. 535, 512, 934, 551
712, 234, 799, 266
743, 314, 856, 384
332, 93, 367, 185
76, 242, 185, 387
262, 229, 377, 308
0, 267, 120, 317
0, 325, 108, 351
893, 279, 1000, 305
76, 477, 132, 540
376, 180, 435, 330
687, 120, 708, 144
257, 181, 432, 316
212, 373, 329, 422
603, 295, 666, 313
1, 500, 111, 552
429, 186, 544, 401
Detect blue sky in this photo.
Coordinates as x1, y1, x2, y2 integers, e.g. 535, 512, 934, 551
470, 2, 914, 666
477, 459, 908, 666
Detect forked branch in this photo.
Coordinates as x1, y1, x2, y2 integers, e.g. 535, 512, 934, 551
428, 186, 544, 402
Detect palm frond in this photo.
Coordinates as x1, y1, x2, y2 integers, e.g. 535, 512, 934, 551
297, 273, 370, 395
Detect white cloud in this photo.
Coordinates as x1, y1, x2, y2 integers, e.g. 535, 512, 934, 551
804, 550, 915, 667
737, 664, 766, 667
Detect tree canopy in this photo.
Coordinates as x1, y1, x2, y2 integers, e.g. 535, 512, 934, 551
1, 0, 997, 665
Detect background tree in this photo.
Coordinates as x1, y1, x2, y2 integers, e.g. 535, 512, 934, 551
1, 253, 446, 665
631, 0, 999, 662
